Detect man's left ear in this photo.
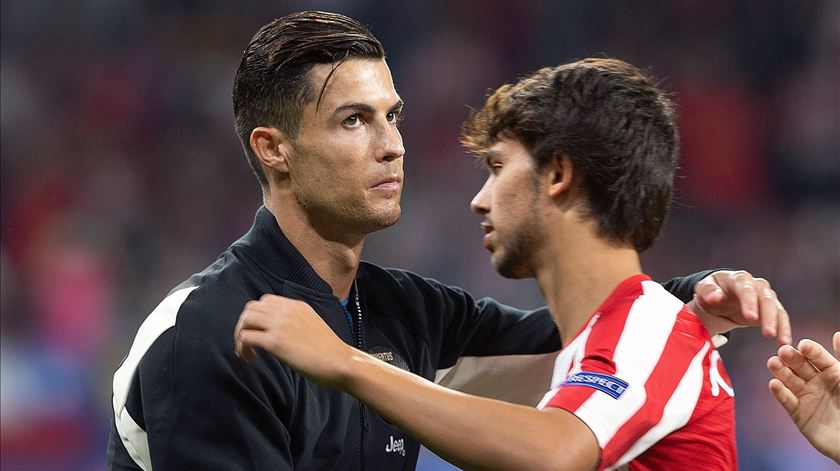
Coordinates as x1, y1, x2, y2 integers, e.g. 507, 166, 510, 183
547, 153, 574, 198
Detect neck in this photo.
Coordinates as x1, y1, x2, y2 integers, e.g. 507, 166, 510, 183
265, 196, 363, 300
532, 223, 641, 346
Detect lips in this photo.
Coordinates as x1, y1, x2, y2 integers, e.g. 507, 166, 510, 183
371, 175, 402, 191
480, 222, 494, 249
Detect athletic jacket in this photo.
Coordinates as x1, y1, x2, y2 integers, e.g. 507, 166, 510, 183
107, 206, 704, 470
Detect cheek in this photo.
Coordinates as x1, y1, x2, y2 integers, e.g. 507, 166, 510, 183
304, 152, 355, 184
496, 182, 521, 210
496, 182, 534, 224
296, 136, 373, 193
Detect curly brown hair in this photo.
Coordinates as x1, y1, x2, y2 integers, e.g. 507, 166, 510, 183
461, 58, 679, 252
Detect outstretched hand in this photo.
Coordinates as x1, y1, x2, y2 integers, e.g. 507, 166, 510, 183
234, 295, 353, 388
689, 270, 792, 345
767, 332, 840, 464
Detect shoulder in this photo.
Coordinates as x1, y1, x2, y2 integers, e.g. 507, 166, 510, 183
596, 278, 690, 329
121, 250, 275, 377
362, 262, 438, 287
117, 279, 235, 385
360, 262, 470, 299
113, 266, 291, 412
584, 278, 709, 361
172, 248, 287, 327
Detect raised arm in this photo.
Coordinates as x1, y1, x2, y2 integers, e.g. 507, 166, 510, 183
426, 268, 789, 405
235, 295, 599, 471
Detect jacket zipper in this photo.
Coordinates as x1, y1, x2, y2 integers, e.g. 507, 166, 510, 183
351, 281, 367, 470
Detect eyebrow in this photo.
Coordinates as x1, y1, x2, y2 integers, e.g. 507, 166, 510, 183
476, 149, 502, 168
333, 99, 404, 116
484, 149, 502, 159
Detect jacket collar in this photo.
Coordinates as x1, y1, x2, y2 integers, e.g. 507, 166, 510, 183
234, 205, 334, 295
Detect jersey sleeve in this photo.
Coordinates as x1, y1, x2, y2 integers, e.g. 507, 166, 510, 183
382, 270, 561, 405
540, 297, 714, 469
661, 270, 718, 303
433, 297, 561, 405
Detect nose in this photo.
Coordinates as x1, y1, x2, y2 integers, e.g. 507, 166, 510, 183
378, 122, 405, 163
470, 178, 491, 215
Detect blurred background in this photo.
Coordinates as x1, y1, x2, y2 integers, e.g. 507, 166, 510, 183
1, 1, 838, 469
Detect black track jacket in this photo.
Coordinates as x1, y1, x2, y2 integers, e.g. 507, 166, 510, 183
107, 206, 705, 470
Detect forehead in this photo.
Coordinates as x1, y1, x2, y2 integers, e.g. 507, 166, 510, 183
307, 58, 399, 111
487, 137, 531, 161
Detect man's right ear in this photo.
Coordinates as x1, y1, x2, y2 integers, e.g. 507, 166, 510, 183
250, 126, 291, 174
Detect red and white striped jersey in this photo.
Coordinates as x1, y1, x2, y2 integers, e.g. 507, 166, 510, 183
537, 274, 736, 470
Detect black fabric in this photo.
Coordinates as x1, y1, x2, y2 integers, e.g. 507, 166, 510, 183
661, 269, 716, 305
107, 206, 711, 470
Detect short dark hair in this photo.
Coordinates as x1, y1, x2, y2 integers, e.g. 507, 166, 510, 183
232, 11, 385, 189
461, 58, 679, 252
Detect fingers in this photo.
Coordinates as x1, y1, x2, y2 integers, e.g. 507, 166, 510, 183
237, 304, 274, 330
233, 298, 280, 361
773, 298, 792, 346
728, 271, 760, 322
233, 295, 328, 364
768, 352, 810, 395
236, 329, 275, 362
767, 377, 798, 416
702, 270, 792, 345
777, 344, 819, 382
833, 331, 840, 358
239, 345, 257, 362
696, 270, 760, 321
755, 282, 778, 338
234, 302, 270, 340
751, 278, 783, 341
756, 283, 792, 345
695, 277, 725, 306
798, 338, 839, 372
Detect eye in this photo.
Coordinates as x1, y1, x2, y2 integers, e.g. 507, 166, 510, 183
489, 162, 503, 174
386, 111, 402, 124
343, 115, 362, 127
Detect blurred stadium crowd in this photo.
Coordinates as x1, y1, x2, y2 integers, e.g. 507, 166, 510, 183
1, 1, 837, 470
